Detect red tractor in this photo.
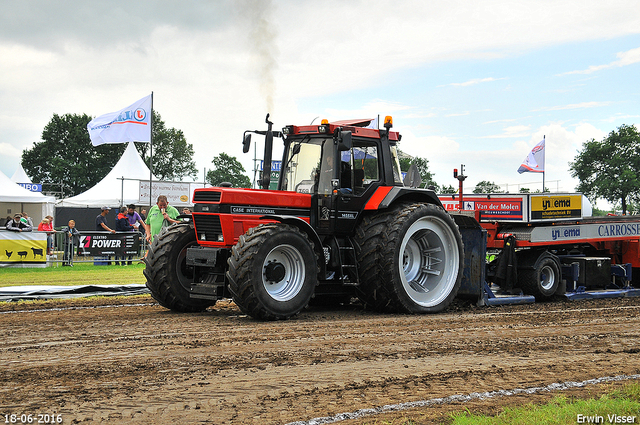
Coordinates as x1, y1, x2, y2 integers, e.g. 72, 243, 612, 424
144, 115, 468, 320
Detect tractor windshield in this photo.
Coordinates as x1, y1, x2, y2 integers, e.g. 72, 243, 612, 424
282, 137, 383, 195
281, 137, 326, 193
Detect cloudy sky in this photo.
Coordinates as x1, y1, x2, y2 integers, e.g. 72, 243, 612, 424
1, 0, 639, 198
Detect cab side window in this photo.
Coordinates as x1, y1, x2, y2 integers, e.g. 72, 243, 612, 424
343, 145, 379, 196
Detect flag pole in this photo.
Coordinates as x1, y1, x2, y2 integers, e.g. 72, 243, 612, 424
149, 92, 154, 210
542, 135, 546, 193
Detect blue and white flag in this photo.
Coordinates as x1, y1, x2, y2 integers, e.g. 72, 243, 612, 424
517, 139, 545, 174
87, 95, 152, 146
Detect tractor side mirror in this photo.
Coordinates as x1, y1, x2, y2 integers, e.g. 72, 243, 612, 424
338, 131, 352, 151
243, 133, 251, 153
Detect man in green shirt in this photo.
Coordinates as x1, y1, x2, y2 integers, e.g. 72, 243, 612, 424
145, 195, 181, 243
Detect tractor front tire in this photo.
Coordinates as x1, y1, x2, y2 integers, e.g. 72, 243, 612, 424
144, 223, 214, 312
227, 223, 318, 320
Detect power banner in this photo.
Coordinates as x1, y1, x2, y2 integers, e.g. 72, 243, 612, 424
0, 231, 47, 268
530, 194, 582, 221
78, 232, 141, 257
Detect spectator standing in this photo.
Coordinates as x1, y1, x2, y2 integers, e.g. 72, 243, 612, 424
96, 206, 115, 265
126, 204, 147, 264
7, 214, 32, 232
37, 218, 54, 254
145, 195, 180, 244
96, 207, 116, 233
37, 218, 50, 231
46, 215, 55, 254
126, 204, 147, 235
115, 206, 134, 266
21, 212, 34, 227
62, 220, 80, 266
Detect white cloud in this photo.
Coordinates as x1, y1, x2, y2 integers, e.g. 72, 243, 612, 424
1, 0, 639, 182
561, 46, 640, 75
602, 114, 640, 123
440, 77, 506, 87
535, 102, 611, 111
481, 125, 531, 138
397, 122, 606, 193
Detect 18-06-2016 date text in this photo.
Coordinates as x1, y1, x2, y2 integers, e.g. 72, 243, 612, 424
4, 414, 63, 424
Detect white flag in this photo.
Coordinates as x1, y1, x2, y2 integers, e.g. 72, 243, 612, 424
87, 95, 152, 146
517, 139, 545, 174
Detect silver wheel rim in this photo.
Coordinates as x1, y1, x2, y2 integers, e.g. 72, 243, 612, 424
262, 244, 306, 301
540, 264, 556, 291
399, 215, 460, 307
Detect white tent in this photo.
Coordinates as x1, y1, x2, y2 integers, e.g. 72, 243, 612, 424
0, 170, 55, 226
10, 164, 32, 184
57, 142, 156, 208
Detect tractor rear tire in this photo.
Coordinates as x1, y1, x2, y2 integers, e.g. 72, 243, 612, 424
144, 223, 214, 312
519, 251, 561, 299
356, 203, 464, 313
354, 209, 399, 311
227, 223, 318, 320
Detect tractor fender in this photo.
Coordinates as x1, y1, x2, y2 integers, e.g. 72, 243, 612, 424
260, 215, 326, 277
365, 186, 443, 211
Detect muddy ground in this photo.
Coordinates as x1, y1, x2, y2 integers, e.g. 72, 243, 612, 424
1, 295, 639, 424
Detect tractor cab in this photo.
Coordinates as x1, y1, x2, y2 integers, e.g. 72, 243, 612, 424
269, 116, 404, 235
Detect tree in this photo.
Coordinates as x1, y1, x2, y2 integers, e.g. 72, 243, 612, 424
399, 156, 438, 188
206, 153, 251, 188
22, 110, 197, 197
473, 180, 504, 194
22, 113, 125, 197
135, 111, 197, 181
570, 124, 640, 215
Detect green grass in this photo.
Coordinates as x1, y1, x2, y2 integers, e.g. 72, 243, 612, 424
0, 262, 147, 287
449, 383, 640, 425
357, 383, 640, 425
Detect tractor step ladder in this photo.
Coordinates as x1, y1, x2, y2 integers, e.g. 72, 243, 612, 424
337, 237, 359, 286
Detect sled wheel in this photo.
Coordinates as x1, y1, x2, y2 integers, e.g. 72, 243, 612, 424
520, 252, 561, 299
227, 223, 318, 320
143, 223, 214, 312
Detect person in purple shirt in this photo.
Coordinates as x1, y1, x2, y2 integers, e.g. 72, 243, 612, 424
126, 204, 148, 264
126, 204, 147, 235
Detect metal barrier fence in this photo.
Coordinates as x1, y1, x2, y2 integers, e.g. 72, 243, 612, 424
48, 230, 148, 266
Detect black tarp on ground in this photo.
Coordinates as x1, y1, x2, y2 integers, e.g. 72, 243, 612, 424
0, 284, 149, 301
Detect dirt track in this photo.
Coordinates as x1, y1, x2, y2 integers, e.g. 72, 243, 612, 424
1, 295, 640, 424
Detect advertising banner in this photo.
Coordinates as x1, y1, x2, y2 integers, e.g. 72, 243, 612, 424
530, 194, 582, 221
78, 232, 141, 257
260, 160, 281, 189
87, 94, 152, 146
0, 231, 47, 267
139, 181, 193, 206
439, 196, 524, 221
530, 222, 640, 243
17, 183, 42, 192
